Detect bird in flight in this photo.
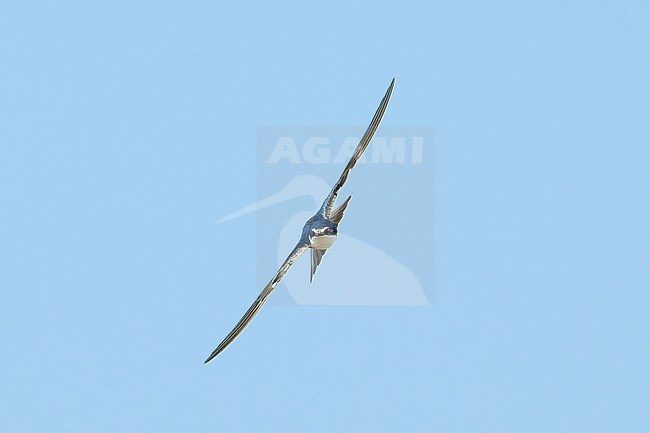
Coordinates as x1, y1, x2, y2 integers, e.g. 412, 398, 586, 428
205, 78, 395, 363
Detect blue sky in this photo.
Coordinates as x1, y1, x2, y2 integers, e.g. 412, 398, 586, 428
2, 1, 649, 432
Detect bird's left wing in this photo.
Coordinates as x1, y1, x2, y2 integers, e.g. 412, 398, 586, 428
204, 241, 309, 363
319, 78, 395, 218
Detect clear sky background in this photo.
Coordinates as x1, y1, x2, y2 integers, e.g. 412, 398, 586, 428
2, 2, 649, 432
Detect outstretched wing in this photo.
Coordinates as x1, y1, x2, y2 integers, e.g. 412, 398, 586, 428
319, 78, 395, 218
204, 241, 309, 363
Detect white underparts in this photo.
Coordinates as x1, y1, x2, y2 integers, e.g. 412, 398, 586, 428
310, 234, 337, 249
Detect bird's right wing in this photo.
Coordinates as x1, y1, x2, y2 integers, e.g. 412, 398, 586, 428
320, 78, 395, 218
204, 241, 309, 363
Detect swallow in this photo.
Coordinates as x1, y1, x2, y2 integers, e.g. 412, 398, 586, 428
205, 78, 395, 363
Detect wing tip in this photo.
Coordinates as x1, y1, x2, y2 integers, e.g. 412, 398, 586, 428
204, 343, 227, 364
387, 78, 395, 98
204, 350, 219, 364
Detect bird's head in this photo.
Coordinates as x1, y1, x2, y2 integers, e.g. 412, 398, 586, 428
311, 222, 338, 238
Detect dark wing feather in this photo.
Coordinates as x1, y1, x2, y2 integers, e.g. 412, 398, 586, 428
204, 242, 308, 363
320, 78, 395, 218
